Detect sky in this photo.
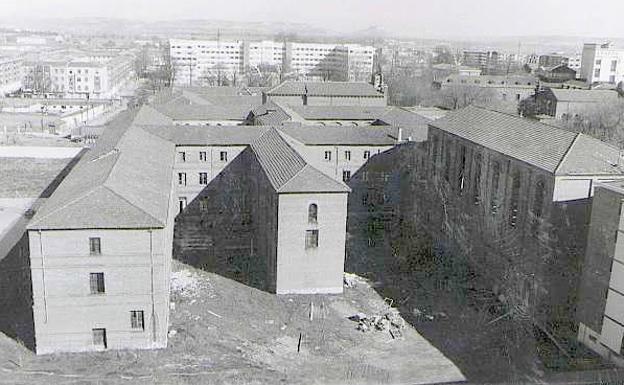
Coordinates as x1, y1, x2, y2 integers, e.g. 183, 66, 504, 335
2, 0, 624, 39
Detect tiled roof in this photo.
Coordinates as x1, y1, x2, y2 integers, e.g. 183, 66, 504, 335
266, 81, 383, 97
142, 125, 269, 146
286, 105, 389, 120
278, 125, 395, 146
250, 129, 350, 193
132, 105, 173, 126
154, 96, 258, 121
431, 106, 623, 175
443, 74, 537, 86
249, 101, 292, 126
28, 111, 175, 230
548, 89, 619, 103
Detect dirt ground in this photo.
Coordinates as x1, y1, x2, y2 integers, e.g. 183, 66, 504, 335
0, 260, 464, 385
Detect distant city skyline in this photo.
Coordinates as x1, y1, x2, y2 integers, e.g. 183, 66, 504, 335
3, 0, 624, 40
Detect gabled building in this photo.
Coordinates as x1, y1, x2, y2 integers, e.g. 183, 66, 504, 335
262, 81, 386, 107
534, 88, 620, 119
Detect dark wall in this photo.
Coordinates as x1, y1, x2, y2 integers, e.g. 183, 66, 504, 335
173, 147, 279, 292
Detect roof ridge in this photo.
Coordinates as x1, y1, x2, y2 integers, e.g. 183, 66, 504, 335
554, 132, 581, 175
466, 105, 576, 134
102, 185, 164, 227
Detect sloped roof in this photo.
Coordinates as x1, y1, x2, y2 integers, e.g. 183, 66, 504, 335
132, 104, 174, 126
431, 106, 623, 176
548, 88, 619, 103
249, 100, 292, 126
154, 96, 258, 121
266, 81, 383, 97
142, 125, 269, 146
374, 107, 431, 127
278, 125, 395, 146
443, 74, 537, 86
286, 105, 389, 120
28, 111, 175, 230
250, 129, 350, 193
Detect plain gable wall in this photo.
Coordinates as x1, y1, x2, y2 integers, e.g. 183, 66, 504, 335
275, 192, 348, 294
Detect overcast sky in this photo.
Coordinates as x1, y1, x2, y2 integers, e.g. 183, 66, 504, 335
3, 0, 624, 39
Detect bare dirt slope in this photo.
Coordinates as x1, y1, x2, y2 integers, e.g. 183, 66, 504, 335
0, 260, 464, 385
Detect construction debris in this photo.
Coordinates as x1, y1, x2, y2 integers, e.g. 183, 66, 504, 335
350, 309, 405, 335
343, 273, 359, 288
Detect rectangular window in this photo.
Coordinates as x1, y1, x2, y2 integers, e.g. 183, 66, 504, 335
596, 59, 602, 65
594, 68, 601, 78
342, 170, 351, 182
509, 171, 521, 227
199, 151, 207, 161
344, 151, 351, 161
92, 328, 107, 348
178, 172, 186, 186
177, 151, 186, 162
490, 161, 501, 214
324, 151, 332, 161
611, 60, 618, 72
90, 273, 105, 294
220, 151, 228, 162
199, 197, 209, 212
89, 237, 101, 255
130, 310, 145, 330
178, 197, 187, 213
363, 150, 370, 159
199, 172, 208, 185
610, 75, 616, 84
305, 229, 319, 249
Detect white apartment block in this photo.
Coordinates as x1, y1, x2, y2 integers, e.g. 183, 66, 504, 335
580, 43, 624, 85
23, 55, 134, 99
169, 39, 374, 86
0, 55, 23, 95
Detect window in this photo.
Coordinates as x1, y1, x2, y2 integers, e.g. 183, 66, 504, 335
473, 153, 482, 205
509, 171, 521, 227
177, 151, 186, 162
594, 68, 601, 78
90, 273, 105, 294
199, 151, 207, 161
89, 237, 101, 255
490, 161, 501, 214
199, 197, 209, 212
308, 203, 318, 224
92, 328, 107, 349
324, 151, 332, 161
596, 59, 602, 65
219, 151, 227, 162
130, 310, 145, 330
363, 150, 370, 159
610, 75, 616, 84
457, 145, 467, 194
342, 170, 351, 182
178, 172, 186, 186
611, 60, 618, 72
305, 229, 319, 249
444, 140, 452, 182
199, 172, 208, 185
178, 197, 187, 213
344, 151, 351, 161
533, 178, 546, 218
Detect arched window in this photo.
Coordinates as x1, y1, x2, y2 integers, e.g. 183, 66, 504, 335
308, 203, 318, 224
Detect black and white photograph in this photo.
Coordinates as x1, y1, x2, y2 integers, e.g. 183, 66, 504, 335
1, 1, 624, 384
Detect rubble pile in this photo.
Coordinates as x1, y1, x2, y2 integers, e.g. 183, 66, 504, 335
349, 309, 405, 337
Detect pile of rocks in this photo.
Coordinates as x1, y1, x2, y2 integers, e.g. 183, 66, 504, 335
349, 310, 405, 336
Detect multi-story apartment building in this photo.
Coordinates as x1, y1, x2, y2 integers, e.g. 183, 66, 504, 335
23, 54, 134, 99
580, 43, 624, 85
169, 39, 374, 86
0, 55, 23, 95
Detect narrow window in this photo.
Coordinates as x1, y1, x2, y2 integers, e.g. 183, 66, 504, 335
308, 203, 318, 224
473, 153, 482, 205
199, 151, 207, 161
509, 171, 521, 227
89, 237, 101, 255
363, 150, 370, 159
90, 273, 105, 294
178, 197, 187, 213
178, 172, 186, 186
324, 151, 332, 161
177, 151, 186, 162
305, 229, 319, 249
220, 151, 228, 162
533, 178, 545, 218
92, 328, 107, 349
130, 310, 145, 330
344, 151, 351, 161
444, 140, 452, 182
342, 170, 351, 182
490, 161, 501, 214
457, 145, 467, 194
199, 172, 208, 185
